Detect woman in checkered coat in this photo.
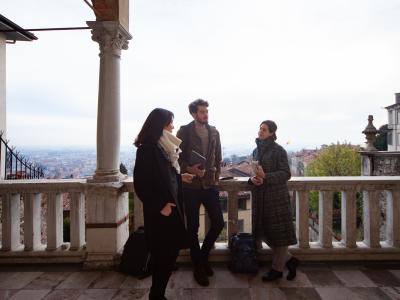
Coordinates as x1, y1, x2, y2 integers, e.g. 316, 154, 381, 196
248, 120, 299, 282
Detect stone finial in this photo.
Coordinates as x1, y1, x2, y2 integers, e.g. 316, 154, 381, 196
362, 115, 378, 151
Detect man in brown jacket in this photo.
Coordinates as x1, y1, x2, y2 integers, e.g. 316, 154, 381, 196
177, 99, 224, 286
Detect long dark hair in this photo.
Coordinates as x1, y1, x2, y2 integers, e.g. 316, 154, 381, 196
134, 108, 174, 147
261, 120, 278, 141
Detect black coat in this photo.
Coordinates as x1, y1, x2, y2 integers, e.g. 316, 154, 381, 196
134, 143, 188, 252
249, 139, 297, 247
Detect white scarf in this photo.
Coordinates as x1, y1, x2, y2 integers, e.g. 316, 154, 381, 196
158, 129, 182, 174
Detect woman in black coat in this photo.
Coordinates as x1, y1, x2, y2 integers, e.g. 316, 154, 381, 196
134, 108, 193, 300
249, 120, 299, 282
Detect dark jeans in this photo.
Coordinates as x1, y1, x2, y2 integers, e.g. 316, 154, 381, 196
183, 187, 224, 265
149, 247, 179, 300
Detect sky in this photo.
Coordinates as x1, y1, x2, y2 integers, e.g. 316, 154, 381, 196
2, 0, 400, 154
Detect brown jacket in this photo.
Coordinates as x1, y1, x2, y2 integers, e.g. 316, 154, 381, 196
177, 121, 222, 189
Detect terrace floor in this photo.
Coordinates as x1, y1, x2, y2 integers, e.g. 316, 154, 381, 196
0, 262, 400, 299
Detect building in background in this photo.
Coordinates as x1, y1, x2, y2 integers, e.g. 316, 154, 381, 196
386, 93, 400, 151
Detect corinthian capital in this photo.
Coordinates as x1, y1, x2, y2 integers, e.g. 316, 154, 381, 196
87, 21, 132, 56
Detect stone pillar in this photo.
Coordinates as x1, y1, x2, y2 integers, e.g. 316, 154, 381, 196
87, 21, 131, 183
0, 33, 6, 180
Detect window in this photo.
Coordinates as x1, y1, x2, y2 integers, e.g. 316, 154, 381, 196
388, 132, 393, 145
238, 219, 244, 232
220, 197, 227, 212
238, 198, 247, 210
397, 110, 400, 125
389, 110, 393, 125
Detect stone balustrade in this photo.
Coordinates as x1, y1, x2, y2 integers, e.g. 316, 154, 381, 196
0, 176, 399, 264
0, 179, 86, 263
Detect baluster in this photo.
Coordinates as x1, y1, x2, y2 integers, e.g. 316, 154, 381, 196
296, 190, 309, 248
319, 191, 333, 248
227, 189, 239, 239
363, 190, 381, 248
2, 193, 21, 250
386, 190, 400, 247
24, 193, 42, 251
46, 192, 63, 250
341, 190, 357, 248
70, 192, 86, 250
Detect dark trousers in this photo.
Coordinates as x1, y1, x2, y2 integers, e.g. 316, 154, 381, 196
149, 248, 179, 300
183, 187, 224, 265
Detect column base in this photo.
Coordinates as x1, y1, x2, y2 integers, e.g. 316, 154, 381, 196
89, 170, 127, 183
83, 253, 120, 270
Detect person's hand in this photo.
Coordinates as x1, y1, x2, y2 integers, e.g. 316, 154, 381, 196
255, 165, 266, 179
160, 203, 176, 216
187, 164, 206, 178
251, 176, 264, 186
181, 173, 195, 183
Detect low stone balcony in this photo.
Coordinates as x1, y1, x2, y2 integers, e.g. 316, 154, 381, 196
0, 176, 400, 264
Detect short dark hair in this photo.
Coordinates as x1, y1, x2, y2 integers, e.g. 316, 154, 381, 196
188, 99, 209, 114
134, 108, 174, 147
261, 120, 278, 141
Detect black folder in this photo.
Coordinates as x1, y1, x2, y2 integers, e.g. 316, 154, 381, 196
189, 150, 206, 167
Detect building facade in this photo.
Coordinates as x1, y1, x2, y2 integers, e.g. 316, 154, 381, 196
386, 93, 400, 151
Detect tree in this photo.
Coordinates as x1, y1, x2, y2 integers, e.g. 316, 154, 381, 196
374, 124, 388, 151
120, 163, 128, 175
305, 142, 362, 212
305, 142, 361, 177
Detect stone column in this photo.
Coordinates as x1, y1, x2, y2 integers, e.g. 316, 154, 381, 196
87, 21, 132, 183
84, 21, 131, 268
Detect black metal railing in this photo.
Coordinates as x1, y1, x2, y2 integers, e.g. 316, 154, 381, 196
0, 132, 45, 180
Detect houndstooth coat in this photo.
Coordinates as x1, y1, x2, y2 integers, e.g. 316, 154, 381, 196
250, 138, 297, 247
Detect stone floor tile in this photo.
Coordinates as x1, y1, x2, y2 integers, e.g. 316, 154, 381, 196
216, 288, 250, 300
24, 272, 71, 290
277, 271, 313, 288
333, 270, 377, 288
77, 289, 117, 300
168, 270, 203, 289
43, 289, 82, 300
165, 288, 192, 300
248, 272, 280, 288
120, 275, 151, 289
191, 288, 216, 300
249, 288, 286, 300
0, 273, 43, 290
302, 269, 344, 287
56, 272, 101, 289
362, 270, 400, 287
8, 290, 51, 300
0, 290, 17, 300
280, 287, 322, 300
390, 270, 400, 281
214, 268, 249, 288
111, 289, 149, 300
315, 287, 357, 300
349, 287, 393, 300
89, 272, 127, 289
380, 287, 400, 300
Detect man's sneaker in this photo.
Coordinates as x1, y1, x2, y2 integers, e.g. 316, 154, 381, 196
193, 264, 209, 286
261, 269, 283, 282
203, 261, 214, 276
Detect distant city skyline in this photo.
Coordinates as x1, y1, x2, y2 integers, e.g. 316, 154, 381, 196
3, 0, 399, 150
